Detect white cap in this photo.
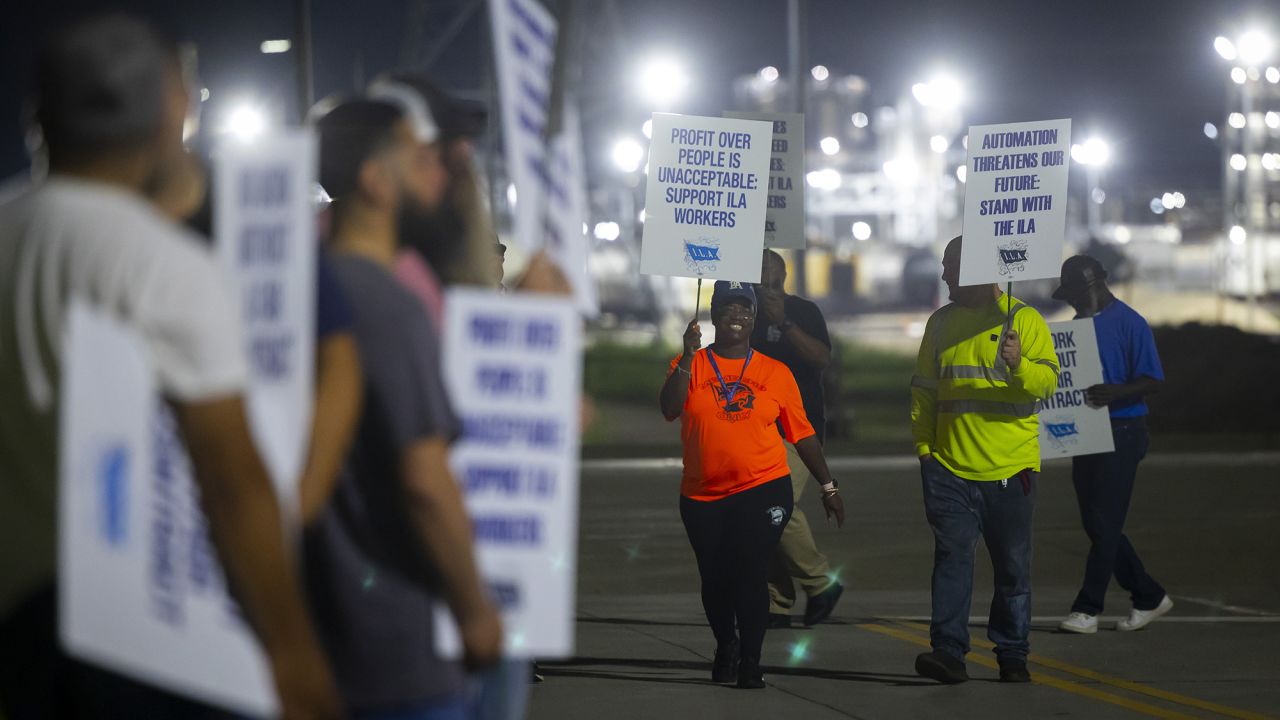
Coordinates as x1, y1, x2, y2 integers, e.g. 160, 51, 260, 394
367, 79, 440, 144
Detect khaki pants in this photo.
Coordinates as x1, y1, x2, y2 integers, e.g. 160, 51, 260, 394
767, 443, 836, 614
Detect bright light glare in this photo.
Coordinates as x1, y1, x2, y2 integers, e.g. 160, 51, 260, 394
759, 66, 780, 83
506, 184, 518, 207
1237, 30, 1273, 66
1230, 153, 1248, 171
811, 65, 830, 81
819, 136, 840, 155
851, 112, 869, 128
260, 39, 291, 54
611, 138, 645, 173
883, 157, 919, 183
1229, 225, 1247, 245
1215, 36, 1238, 61
1070, 137, 1110, 166
1173, 191, 1186, 208
593, 222, 621, 241
852, 221, 871, 241
1161, 192, 1176, 209
1092, 188, 1106, 204
638, 56, 689, 106
929, 135, 949, 154
222, 105, 266, 142
1266, 112, 1280, 129
1268, 67, 1280, 83
1263, 154, 1279, 171
1231, 67, 1247, 84
1229, 112, 1246, 128
642, 119, 653, 139
1204, 122, 1219, 139
1115, 226, 1132, 244
1150, 198, 1165, 215
911, 75, 963, 109
955, 165, 967, 183
638, 208, 647, 224
805, 169, 841, 191
200, 88, 211, 102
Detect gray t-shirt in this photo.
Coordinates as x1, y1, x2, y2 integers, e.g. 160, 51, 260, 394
304, 254, 463, 710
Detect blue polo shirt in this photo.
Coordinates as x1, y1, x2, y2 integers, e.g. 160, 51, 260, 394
1092, 300, 1164, 418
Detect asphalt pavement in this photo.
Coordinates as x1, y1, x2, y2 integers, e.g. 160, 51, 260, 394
528, 453, 1280, 719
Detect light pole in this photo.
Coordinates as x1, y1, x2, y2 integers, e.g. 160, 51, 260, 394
1070, 137, 1111, 240
1215, 29, 1273, 329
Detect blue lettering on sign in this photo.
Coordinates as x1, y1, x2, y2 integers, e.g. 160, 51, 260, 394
471, 315, 511, 346
463, 415, 562, 449
1045, 421, 1079, 439
98, 443, 129, 547
240, 167, 289, 208
489, 579, 522, 611
686, 243, 720, 262
525, 320, 558, 350
239, 224, 287, 265
250, 332, 294, 379
473, 514, 542, 545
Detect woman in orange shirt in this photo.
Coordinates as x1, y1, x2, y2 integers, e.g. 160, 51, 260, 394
660, 280, 845, 689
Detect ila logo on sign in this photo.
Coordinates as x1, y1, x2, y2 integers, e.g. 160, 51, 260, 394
683, 238, 721, 275
997, 239, 1029, 276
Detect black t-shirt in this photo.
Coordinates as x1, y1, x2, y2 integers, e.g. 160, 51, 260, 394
750, 294, 831, 443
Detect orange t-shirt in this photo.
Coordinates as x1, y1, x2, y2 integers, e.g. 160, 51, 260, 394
668, 348, 815, 500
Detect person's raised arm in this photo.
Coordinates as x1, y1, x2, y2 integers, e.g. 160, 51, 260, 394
174, 396, 342, 720
660, 320, 700, 420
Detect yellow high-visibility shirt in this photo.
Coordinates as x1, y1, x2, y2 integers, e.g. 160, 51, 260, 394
910, 293, 1059, 481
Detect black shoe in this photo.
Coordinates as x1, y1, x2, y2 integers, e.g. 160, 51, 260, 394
736, 657, 765, 689
914, 650, 969, 684
998, 659, 1031, 683
767, 613, 792, 629
711, 641, 740, 683
803, 582, 845, 626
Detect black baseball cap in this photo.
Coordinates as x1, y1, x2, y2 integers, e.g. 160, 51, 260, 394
1052, 255, 1109, 300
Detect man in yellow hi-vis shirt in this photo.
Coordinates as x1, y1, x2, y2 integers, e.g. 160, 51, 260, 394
910, 236, 1059, 685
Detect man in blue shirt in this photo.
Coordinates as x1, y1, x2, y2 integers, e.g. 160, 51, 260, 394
1052, 256, 1173, 634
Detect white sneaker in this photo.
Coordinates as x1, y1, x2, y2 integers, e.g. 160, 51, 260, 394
1116, 595, 1174, 632
1058, 612, 1098, 634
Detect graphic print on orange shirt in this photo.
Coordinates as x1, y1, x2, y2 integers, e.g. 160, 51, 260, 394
710, 378, 757, 422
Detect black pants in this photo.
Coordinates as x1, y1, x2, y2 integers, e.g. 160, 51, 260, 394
680, 477, 793, 663
0, 585, 228, 720
1070, 417, 1166, 615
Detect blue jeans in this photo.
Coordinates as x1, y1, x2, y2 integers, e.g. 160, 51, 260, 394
921, 458, 1035, 662
1070, 417, 1165, 615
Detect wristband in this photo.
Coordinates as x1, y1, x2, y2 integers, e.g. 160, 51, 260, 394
676, 365, 691, 377
820, 479, 838, 494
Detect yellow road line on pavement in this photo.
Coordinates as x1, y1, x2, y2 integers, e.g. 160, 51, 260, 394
890, 620, 1275, 720
858, 622, 1199, 719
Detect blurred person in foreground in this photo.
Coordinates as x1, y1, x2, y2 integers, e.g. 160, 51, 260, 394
0, 15, 341, 719
660, 281, 844, 689
310, 98, 502, 719
910, 236, 1058, 685
1052, 256, 1172, 635
752, 249, 844, 629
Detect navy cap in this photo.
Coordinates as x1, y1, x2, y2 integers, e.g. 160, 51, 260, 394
711, 280, 757, 311
1052, 255, 1108, 300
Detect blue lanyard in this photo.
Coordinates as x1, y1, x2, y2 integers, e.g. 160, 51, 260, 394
705, 347, 754, 410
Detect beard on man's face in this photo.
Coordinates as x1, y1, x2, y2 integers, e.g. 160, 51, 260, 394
397, 193, 464, 273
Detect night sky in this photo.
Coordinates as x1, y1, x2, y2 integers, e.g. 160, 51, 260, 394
1, 0, 1271, 192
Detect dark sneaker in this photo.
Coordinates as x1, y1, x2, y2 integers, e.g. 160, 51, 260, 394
736, 657, 765, 689
803, 582, 844, 627
998, 659, 1031, 683
768, 612, 792, 629
711, 641, 739, 683
914, 650, 969, 684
